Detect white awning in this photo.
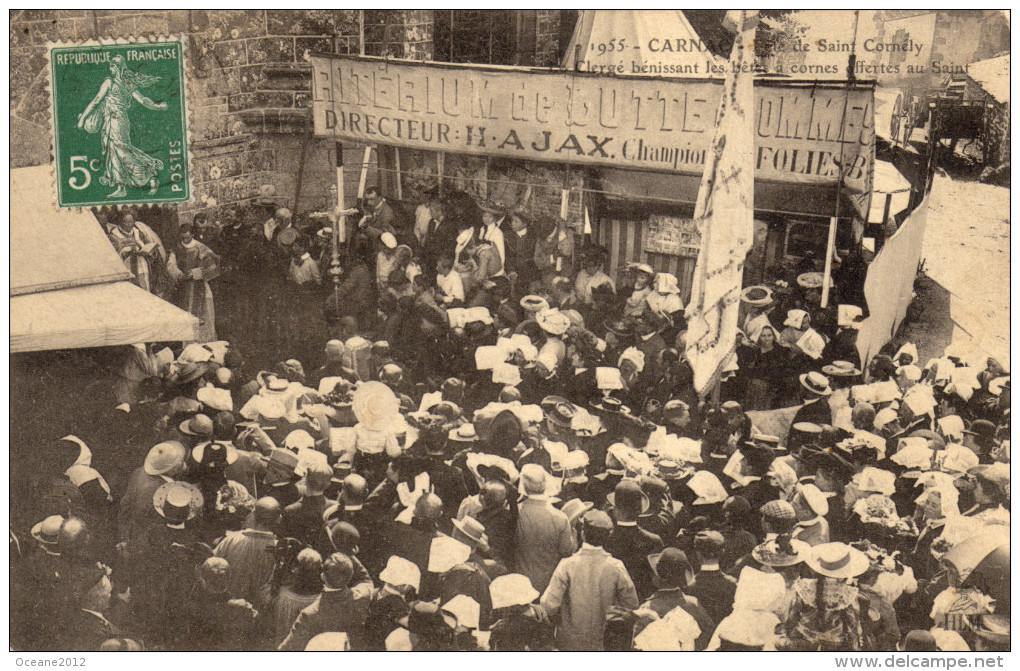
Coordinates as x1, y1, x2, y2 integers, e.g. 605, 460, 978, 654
11, 281, 201, 353
10, 165, 133, 296
10, 164, 202, 352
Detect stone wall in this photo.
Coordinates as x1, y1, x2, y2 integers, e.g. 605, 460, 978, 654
363, 9, 434, 60
534, 10, 562, 68
867, 10, 1010, 95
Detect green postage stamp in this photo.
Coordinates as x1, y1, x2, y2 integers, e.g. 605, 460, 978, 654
49, 38, 190, 208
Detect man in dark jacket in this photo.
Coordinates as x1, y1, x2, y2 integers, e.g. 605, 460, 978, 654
465, 480, 516, 568
502, 213, 538, 291
421, 198, 458, 278
374, 493, 444, 579
686, 530, 737, 626
605, 479, 663, 601
791, 372, 834, 428
280, 463, 333, 548
638, 548, 715, 651
278, 553, 370, 650
62, 564, 130, 652
186, 557, 258, 651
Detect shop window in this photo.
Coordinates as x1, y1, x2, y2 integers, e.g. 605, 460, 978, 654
783, 218, 856, 261
783, 221, 830, 260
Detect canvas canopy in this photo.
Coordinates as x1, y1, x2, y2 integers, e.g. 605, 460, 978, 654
562, 10, 721, 75
10, 165, 201, 352
11, 282, 202, 353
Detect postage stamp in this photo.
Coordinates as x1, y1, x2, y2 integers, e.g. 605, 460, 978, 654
48, 38, 191, 208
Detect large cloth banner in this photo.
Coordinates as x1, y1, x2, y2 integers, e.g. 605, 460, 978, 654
855, 198, 930, 367
310, 54, 874, 204
683, 10, 758, 395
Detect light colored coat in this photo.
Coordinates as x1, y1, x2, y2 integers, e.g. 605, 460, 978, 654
540, 544, 638, 651
514, 497, 575, 593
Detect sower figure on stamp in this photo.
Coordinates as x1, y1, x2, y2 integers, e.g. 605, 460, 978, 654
77, 54, 168, 197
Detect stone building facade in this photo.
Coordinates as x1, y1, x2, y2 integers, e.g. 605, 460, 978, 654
10, 9, 565, 224
866, 10, 1010, 96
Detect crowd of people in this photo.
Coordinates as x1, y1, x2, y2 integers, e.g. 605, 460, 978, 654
11, 187, 1010, 652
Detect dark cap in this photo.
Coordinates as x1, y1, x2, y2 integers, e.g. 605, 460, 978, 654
609, 478, 649, 514
581, 509, 614, 530
399, 601, 457, 635
965, 419, 997, 442
723, 495, 751, 516
694, 530, 726, 553
900, 630, 937, 652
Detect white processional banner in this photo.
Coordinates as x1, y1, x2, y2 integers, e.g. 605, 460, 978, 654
683, 10, 758, 395
855, 197, 930, 367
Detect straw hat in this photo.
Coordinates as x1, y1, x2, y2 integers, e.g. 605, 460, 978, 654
277, 227, 300, 247
823, 360, 862, 377
520, 295, 550, 314
536, 308, 571, 336
540, 396, 578, 428
560, 498, 594, 524
143, 441, 187, 476
654, 459, 692, 481
451, 516, 489, 549
257, 183, 279, 205
799, 371, 832, 396
352, 381, 401, 431
152, 481, 204, 522
590, 396, 630, 416
192, 441, 239, 467
448, 423, 479, 444
797, 272, 823, 289
31, 515, 64, 546
179, 413, 214, 437
805, 542, 870, 579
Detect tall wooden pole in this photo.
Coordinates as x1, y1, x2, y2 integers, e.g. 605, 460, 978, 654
820, 215, 838, 308
823, 11, 860, 310
331, 142, 345, 293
